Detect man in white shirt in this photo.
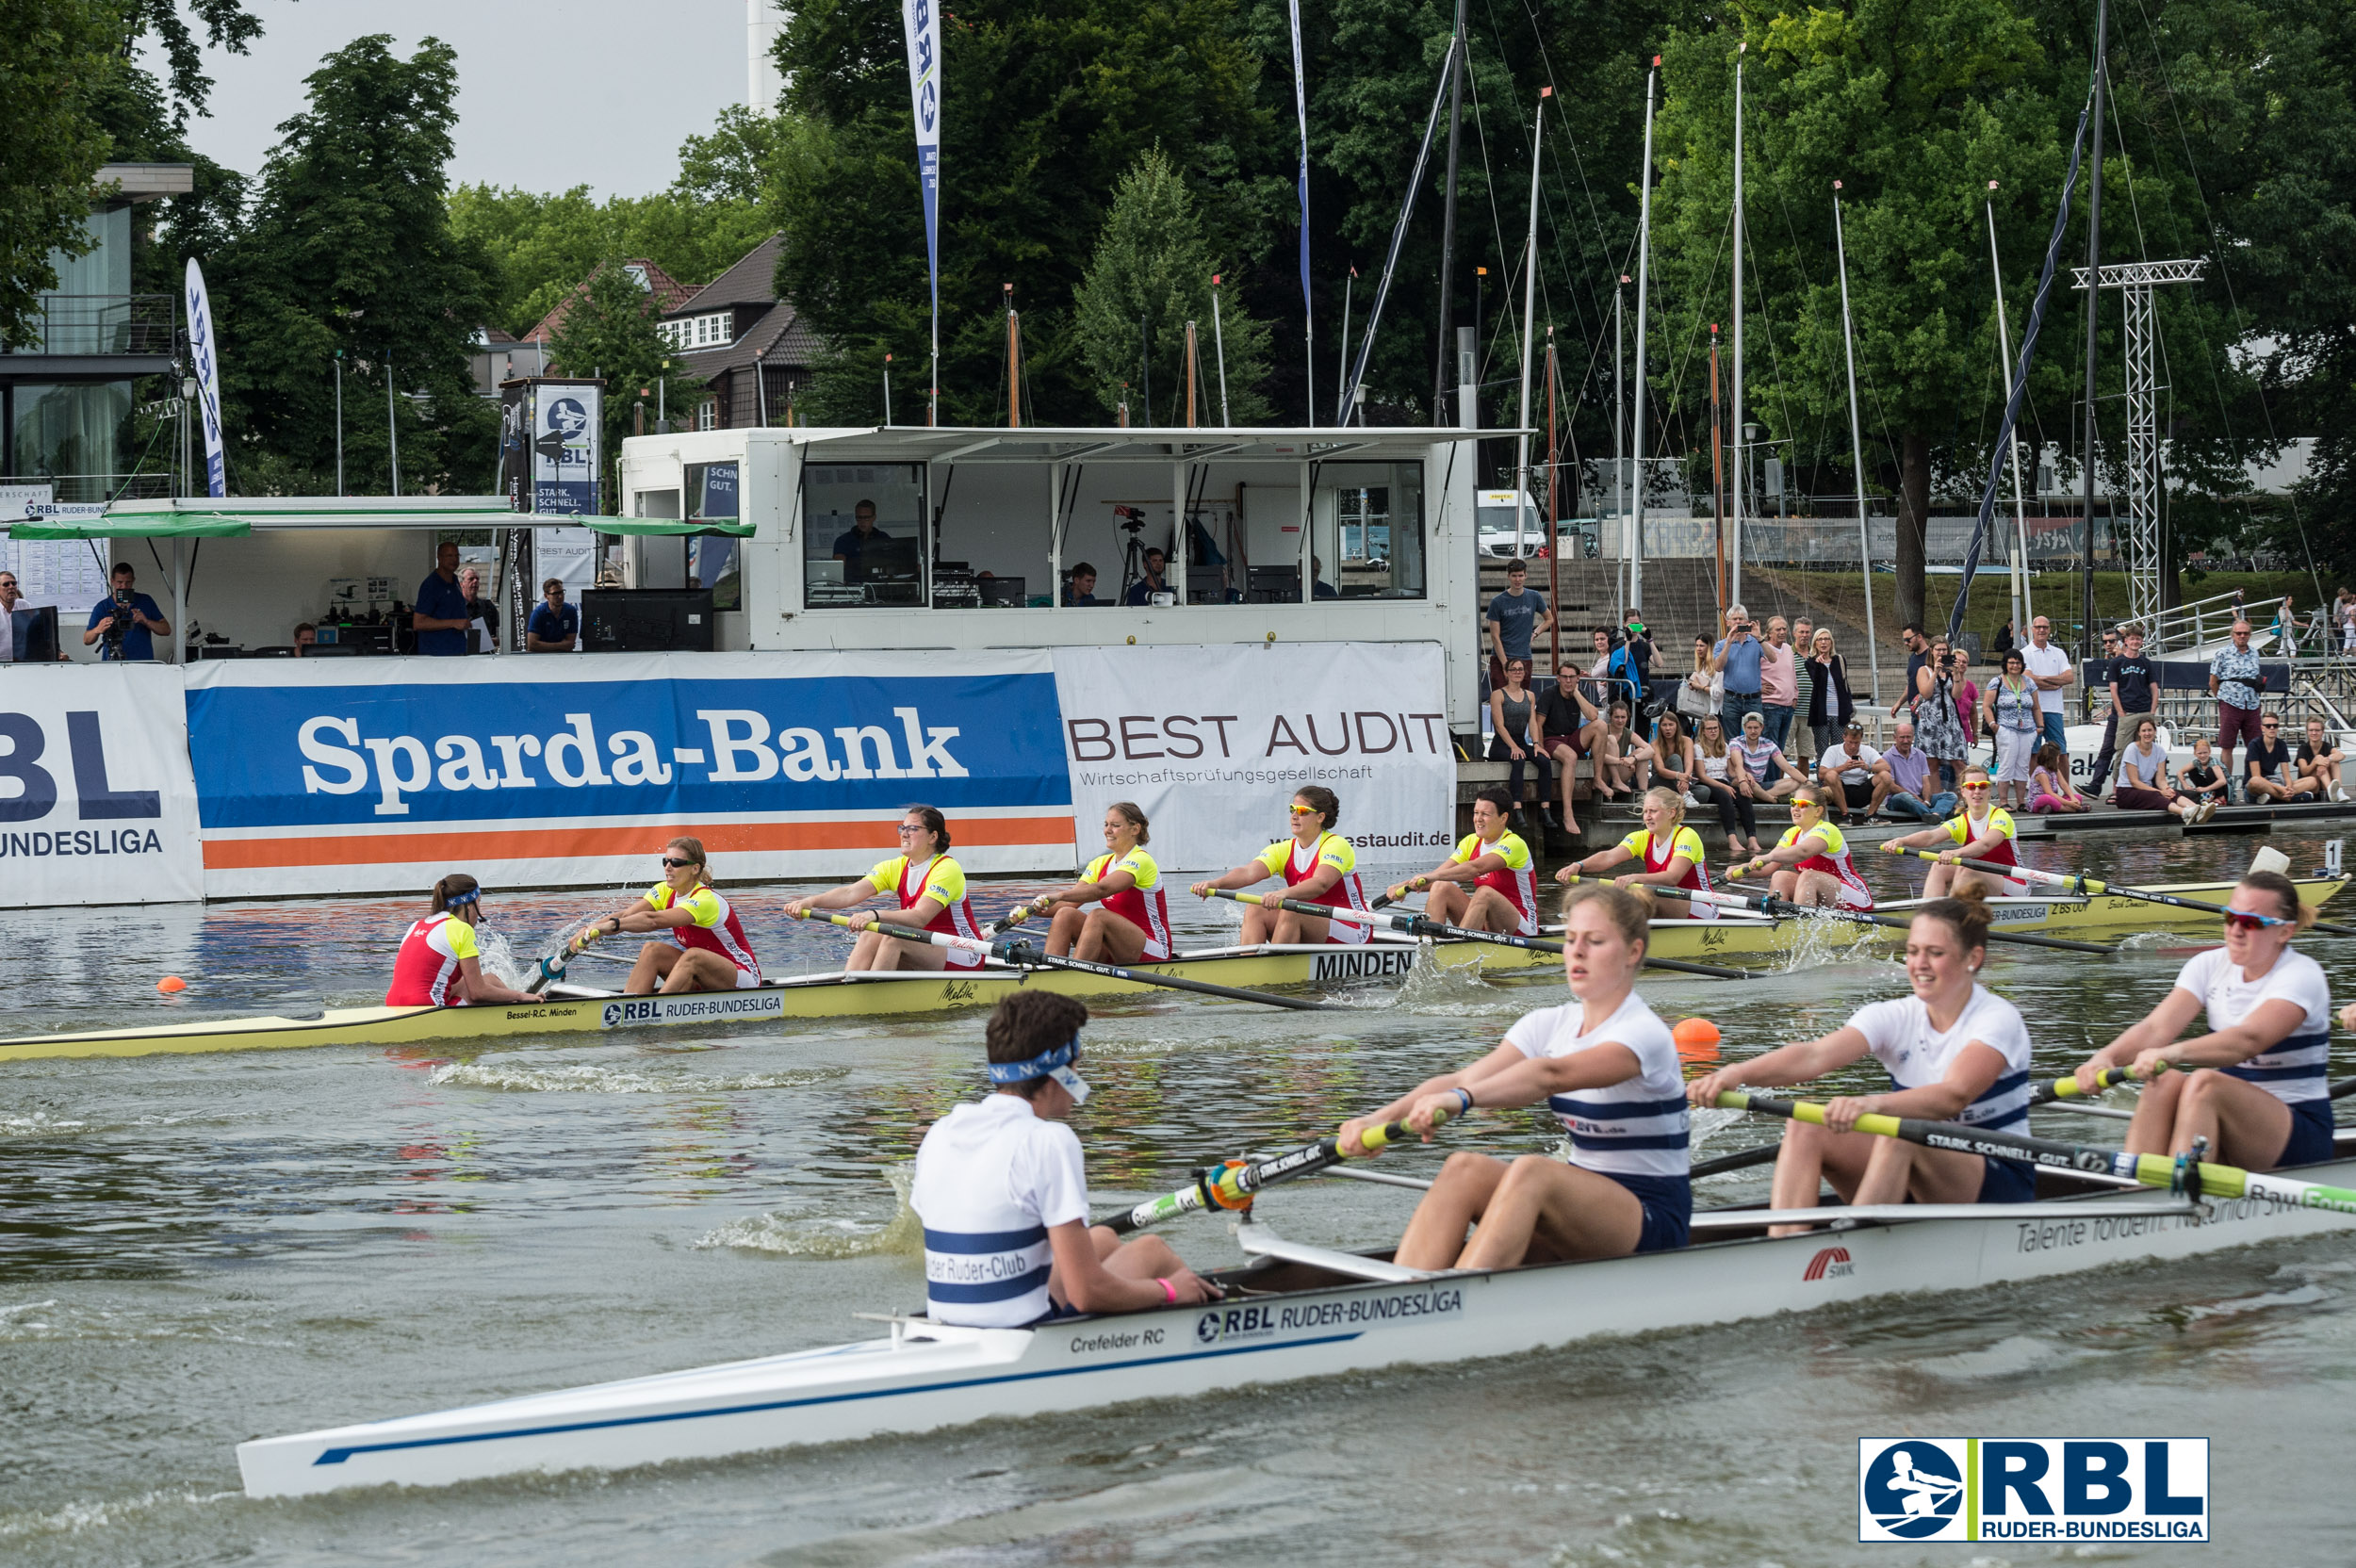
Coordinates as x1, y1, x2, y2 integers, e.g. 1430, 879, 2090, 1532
909, 992, 1217, 1327
0, 570, 20, 662
2020, 615, 2075, 757
1817, 721, 1891, 824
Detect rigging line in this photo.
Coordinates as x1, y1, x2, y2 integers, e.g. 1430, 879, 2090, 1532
1495, 0, 1620, 306
1459, 43, 1524, 390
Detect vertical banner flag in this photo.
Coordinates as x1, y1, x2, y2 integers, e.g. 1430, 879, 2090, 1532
183, 258, 227, 498
903, 0, 942, 392
1289, 0, 1314, 422
531, 382, 601, 516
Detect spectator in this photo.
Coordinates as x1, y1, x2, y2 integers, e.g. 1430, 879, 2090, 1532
1950, 648, 1980, 767
528, 579, 580, 653
1593, 700, 1653, 802
1992, 618, 2017, 658
1892, 622, 1931, 718
1911, 635, 1970, 794
1985, 649, 2043, 808
2181, 736, 2230, 811
1880, 722, 1958, 821
292, 621, 317, 656
1759, 616, 1798, 750
2082, 627, 2120, 776
1487, 658, 1549, 829
1619, 612, 1656, 691
1732, 709, 1798, 805
1581, 628, 1615, 706
1804, 627, 1856, 756
457, 565, 501, 654
1815, 721, 1889, 823
2027, 742, 2088, 813
1483, 560, 1551, 689
1651, 709, 1696, 802
2208, 619, 2266, 793
2091, 626, 2155, 794
1676, 633, 1720, 728
1532, 672, 1601, 837
1064, 563, 1102, 606
412, 542, 471, 657
2243, 713, 2311, 802
2114, 717, 2201, 822
2021, 614, 2075, 755
1711, 603, 1765, 739
1122, 547, 1173, 607
1692, 713, 1762, 857
2340, 592, 2356, 657
2296, 715, 2348, 803
2273, 595, 2299, 659
1792, 618, 1816, 734
83, 562, 170, 662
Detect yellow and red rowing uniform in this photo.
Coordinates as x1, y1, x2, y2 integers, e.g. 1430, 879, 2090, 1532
1617, 825, 1718, 920
1253, 831, 1372, 945
867, 854, 984, 970
386, 913, 481, 1006
646, 881, 763, 985
1448, 829, 1539, 935
1943, 807, 2027, 894
1776, 820, 1873, 910
1082, 845, 1171, 958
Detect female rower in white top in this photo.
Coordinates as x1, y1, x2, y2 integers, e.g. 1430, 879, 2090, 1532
1686, 885, 2035, 1236
1337, 883, 1692, 1267
909, 992, 1218, 1326
2074, 869, 2336, 1170
1878, 764, 2031, 896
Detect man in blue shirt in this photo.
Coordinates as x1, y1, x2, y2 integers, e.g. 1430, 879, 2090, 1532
527, 578, 580, 652
412, 542, 472, 656
1122, 547, 1172, 606
1063, 562, 1101, 605
1711, 603, 1764, 739
83, 563, 170, 661
1483, 559, 1550, 687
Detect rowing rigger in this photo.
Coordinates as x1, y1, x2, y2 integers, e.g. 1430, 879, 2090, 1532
1197, 889, 1751, 980
1890, 848, 2356, 937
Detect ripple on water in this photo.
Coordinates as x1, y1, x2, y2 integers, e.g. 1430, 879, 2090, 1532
426, 1059, 848, 1095
0, 1488, 241, 1544
694, 1165, 920, 1259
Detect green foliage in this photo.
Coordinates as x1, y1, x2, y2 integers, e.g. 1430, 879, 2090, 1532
1072, 147, 1274, 422
125, 0, 267, 125
0, 0, 122, 348
210, 35, 498, 496
547, 260, 704, 509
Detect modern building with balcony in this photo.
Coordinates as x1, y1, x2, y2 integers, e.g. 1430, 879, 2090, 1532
1, 162, 192, 506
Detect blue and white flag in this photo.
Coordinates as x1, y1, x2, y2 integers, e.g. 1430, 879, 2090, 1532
184, 257, 226, 497
1289, 0, 1314, 420
903, 0, 941, 335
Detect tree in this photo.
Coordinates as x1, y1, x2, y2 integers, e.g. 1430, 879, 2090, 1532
0, 1, 128, 348
211, 35, 499, 495
548, 259, 704, 509
1072, 147, 1274, 422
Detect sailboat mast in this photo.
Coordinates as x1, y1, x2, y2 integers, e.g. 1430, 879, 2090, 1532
1514, 90, 1547, 532
1987, 184, 2034, 638
1833, 181, 1882, 710
1432, 0, 1467, 424
1630, 57, 1659, 613
1731, 43, 1746, 605
2078, 0, 2110, 662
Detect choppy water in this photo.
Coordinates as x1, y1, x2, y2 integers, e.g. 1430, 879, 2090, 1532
7, 831, 2356, 1565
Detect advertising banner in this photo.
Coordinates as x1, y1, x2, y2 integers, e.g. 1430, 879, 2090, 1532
0, 664, 203, 906
184, 257, 227, 497
1050, 642, 1455, 872
183, 651, 1074, 897
531, 381, 601, 516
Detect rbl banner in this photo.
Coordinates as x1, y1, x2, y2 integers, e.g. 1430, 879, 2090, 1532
0, 664, 202, 906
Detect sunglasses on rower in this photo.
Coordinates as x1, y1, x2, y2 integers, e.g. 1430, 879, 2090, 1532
662, 856, 696, 868
2222, 907, 2291, 932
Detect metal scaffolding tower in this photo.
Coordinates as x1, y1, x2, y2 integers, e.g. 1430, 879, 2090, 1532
2070, 256, 2206, 645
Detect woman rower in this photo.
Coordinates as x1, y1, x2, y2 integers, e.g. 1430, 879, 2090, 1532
1685, 885, 2035, 1235
1386, 786, 1538, 935
580, 838, 763, 994
1005, 801, 1172, 962
781, 805, 983, 972
1187, 786, 1371, 946
1337, 884, 1691, 1266
1557, 785, 1719, 920
1878, 764, 2029, 896
1731, 782, 1873, 910
2073, 869, 2333, 1171
384, 874, 534, 1007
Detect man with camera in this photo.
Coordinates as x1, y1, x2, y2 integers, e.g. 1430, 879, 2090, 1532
83, 563, 170, 662
1711, 605, 1764, 740
1122, 546, 1173, 606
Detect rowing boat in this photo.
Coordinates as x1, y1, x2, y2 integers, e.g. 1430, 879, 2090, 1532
6, 875, 2342, 1062
237, 1131, 2356, 1497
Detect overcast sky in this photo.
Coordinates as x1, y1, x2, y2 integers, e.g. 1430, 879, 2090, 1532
145, 1, 770, 199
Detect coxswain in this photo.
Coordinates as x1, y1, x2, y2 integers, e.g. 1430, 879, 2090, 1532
1336, 884, 1691, 1266
1730, 783, 1873, 909
780, 805, 984, 972
1005, 801, 1172, 961
578, 838, 762, 993
1556, 785, 1718, 919
1187, 786, 1372, 945
1387, 787, 1537, 935
384, 874, 534, 1007
1878, 765, 2027, 896
2076, 870, 2334, 1171
1686, 885, 2035, 1235
909, 992, 1219, 1324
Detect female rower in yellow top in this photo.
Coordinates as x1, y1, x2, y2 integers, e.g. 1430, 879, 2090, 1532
1878, 764, 2030, 896
1556, 785, 1717, 920
1187, 786, 1371, 945
1731, 783, 1874, 910
1388, 787, 1538, 935
1004, 801, 1174, 962
780, 805, 985, 972
580, 838, 763, 994
384, 874, 535, 1007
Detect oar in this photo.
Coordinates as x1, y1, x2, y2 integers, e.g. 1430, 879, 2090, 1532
1888, 848, 2356, 937
1709, 875, 2118, 956
524, 918, 624, 993
789, 908, 1333, 1011
2029, 1063, 2356, 1107
1101, 1106, 1452, 1233
1711, 1089, 2356, 1216
1690, 1142, 1783, 1178
1200, 888, 1750, 981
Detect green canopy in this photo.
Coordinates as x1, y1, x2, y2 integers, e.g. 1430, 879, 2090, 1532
10, 516, 249, 540
587, 518, 755, 537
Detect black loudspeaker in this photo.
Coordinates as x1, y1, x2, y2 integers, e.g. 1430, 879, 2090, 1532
582, 589, 715, 652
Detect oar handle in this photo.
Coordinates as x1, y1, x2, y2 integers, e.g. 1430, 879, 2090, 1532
2033, 1065, 2139, 1103
1103, 1106, 1450, 1233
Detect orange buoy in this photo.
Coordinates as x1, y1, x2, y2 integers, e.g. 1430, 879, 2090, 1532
1673, 1016, 1721, 1064
156, 975, 188, 994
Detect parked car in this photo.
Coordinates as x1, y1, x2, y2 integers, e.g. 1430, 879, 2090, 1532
1476, 492, 1598, 559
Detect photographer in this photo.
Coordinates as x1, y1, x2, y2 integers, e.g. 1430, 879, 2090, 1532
83, 563, 170, 662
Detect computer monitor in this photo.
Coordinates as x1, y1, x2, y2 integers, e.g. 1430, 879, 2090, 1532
858, 534, 922, 582
805, 559, 844, 585
977, 577, 1025, 607
581, 589, 716, 652
1247, 566, 1301, 604
8, 606, 57, 662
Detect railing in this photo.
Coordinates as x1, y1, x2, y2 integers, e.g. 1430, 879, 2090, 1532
2, 294, 175, 357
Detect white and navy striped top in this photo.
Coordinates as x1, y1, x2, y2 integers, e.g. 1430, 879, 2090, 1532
908, 1093, 1091, 1327
1849, 985, 2034, 1133
2176, 945, 2332, 1105
1505, 991, 1689, 1178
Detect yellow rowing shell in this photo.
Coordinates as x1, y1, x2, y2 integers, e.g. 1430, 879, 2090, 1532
3, 877, 2338, 1062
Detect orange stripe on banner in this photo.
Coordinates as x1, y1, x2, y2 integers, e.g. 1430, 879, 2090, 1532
201, 815, 1076, 871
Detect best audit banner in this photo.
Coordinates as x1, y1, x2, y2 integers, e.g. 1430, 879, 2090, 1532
1049, 642, 1456, 872
184, 652, 1073, 897
0, 664, 203, 907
